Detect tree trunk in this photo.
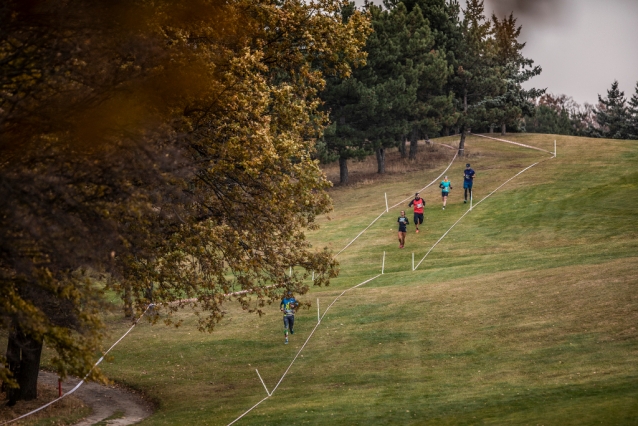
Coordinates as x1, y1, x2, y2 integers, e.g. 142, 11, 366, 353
339, 156, 348, 185
375, 147, 386, 174
424, 133, 431, 146
145, 281, 155, 316
409, 127, 418, 160
489, 124, 494, 133
399, 137, 407, 158
463, 89, 468, 113
123, 281, 133, 318
458, 128, 466, 157
454, 127, 459, 135
5, 327, 44, 404
501, 123, 506, 135
444, 127, 450, 136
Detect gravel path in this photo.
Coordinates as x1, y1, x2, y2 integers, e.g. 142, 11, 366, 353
38, 371, 152, 425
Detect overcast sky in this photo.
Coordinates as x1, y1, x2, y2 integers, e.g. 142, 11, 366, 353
473, 0, 638, 105
356, 0, 638, 106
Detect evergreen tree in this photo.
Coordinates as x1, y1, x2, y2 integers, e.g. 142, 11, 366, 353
594, 80, 629, 139
399, 0, 460, 151
319, 2, 375, 184
525, 105, 573, 135
450, 0, 500, 155
626, 82, 638, 140
320, 75, 376, 184
364, 2, 419, 172
403, 2, 456, 158
485, 13, 543, 135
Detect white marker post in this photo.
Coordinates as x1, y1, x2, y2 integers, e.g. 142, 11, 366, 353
470, 193, 473, 211
385, 193, 389, 213
412, 253, 415, 271
311, 271, 315, 281
289, 266, 292, 276
382, 251, 386, 274
554, 140, 557, 157
317, 298, 320, 323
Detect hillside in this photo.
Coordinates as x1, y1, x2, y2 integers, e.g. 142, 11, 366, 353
40, 134, 638, 425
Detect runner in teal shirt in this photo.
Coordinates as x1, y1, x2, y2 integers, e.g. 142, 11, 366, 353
280, 292, 298, 345
439, 176, 452, 210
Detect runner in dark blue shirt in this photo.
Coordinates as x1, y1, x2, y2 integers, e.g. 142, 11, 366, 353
280, 292, 298, 344
397, 210, 409, 248
463, 163, 476, 203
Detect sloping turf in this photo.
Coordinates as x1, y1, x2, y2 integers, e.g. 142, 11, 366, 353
45, 134, 638, 425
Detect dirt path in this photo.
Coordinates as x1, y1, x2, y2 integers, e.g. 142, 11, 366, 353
38, 371, 152, 425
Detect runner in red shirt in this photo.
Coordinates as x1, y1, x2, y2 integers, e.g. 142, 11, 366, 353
408, 193, 425, 233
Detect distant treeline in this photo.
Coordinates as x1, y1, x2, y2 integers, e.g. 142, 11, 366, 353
525, 81, 638, 140
317, 0, 638, 184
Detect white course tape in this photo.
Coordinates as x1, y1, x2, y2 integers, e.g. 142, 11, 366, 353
335, 211, 386, 256
388, 151, 458, 210
1, 305, 152, 426
336, 151, 458, 257
227, 274, 381, 426
471, 133, 554, 155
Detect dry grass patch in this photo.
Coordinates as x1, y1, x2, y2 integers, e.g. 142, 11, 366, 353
0, 383, 89, 426
321, 142, 452, 186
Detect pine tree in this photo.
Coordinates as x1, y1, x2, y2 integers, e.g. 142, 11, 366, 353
364, 2, 418, 172
398, 0, 460, 154
484, 13, 543, 135
450, 0, 499, 156
594, 80, 629, 139
626, 82, 638, 140
320, 75, 376, 184
319, 2, 375, 184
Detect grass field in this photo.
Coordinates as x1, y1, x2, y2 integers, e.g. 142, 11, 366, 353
38, 134, 638, 424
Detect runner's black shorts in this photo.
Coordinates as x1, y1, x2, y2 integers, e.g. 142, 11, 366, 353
442, 191, 449, 197
413, 213, 424, 224
284, 315, 294, 331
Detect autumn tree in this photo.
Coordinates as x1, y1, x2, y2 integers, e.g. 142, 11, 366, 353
1, 0, 367, 402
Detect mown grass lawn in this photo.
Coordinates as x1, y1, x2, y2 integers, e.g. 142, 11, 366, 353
42, 134, 638, 424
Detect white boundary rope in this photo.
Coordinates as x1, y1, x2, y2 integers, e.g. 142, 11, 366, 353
227, 274, 381, 426
1, 305, 153, 426
335, 151, 458, 257
389, 152, 458, 209
471, 133, 554, 154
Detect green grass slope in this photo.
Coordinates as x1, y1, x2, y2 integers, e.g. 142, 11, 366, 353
51, 134, 638, 425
